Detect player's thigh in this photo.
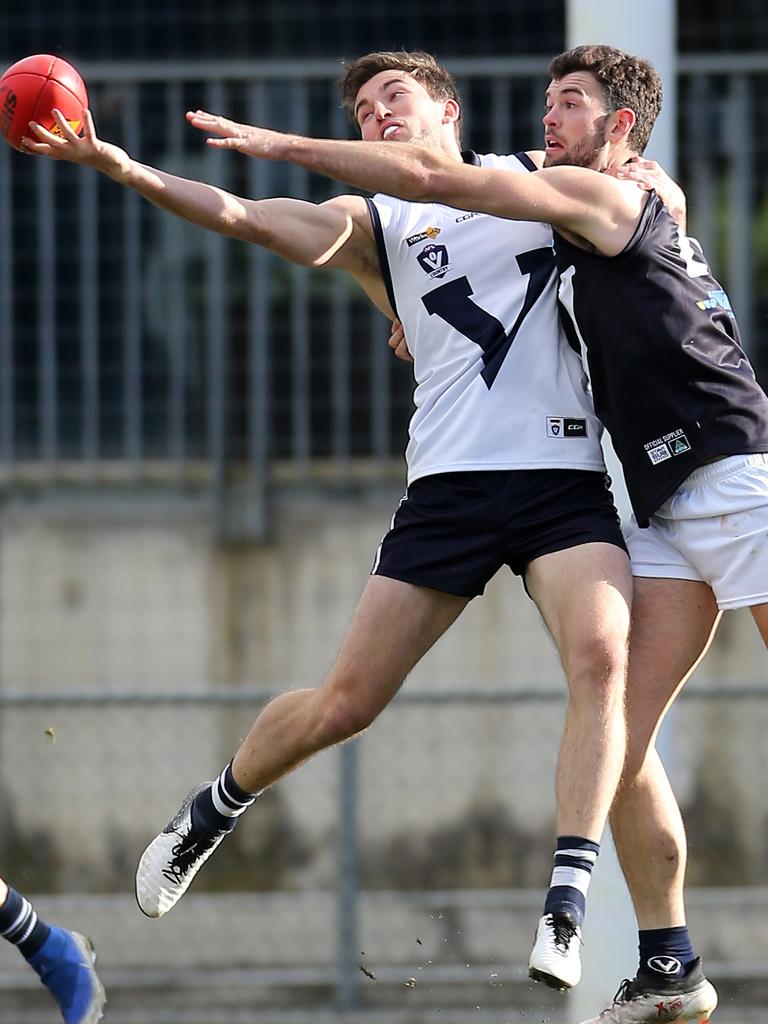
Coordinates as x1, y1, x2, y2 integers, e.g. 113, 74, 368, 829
525, 541, 633, 670
323, 574, 469, 716
626, 576, 720, 758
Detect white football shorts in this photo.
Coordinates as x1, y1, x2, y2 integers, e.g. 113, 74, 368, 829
625, 453, 768, 610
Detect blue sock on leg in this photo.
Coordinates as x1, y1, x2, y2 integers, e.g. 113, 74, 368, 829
191, 761, 258, 835
543, 835, 600, 928
638, 926, 695, 981
0, 885, 50, 959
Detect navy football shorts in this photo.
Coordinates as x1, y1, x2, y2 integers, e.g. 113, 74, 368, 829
372, 469, 627, 598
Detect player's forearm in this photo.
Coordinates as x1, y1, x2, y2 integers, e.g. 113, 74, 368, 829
265, 133, 449, 202
137, 169, 253, 240
110, 158, 255, 241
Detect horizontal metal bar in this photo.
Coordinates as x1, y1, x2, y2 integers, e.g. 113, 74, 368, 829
0, 685, 764, 707
678, 52, 768, 73
76, 56, 552, 83
61, 54, 768, 86
0, 688, 563, 706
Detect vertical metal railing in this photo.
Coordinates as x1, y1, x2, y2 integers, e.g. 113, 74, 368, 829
80, 166, 100, 469
122, 87, 143, 473
336, 739, 360, 1010
0, 140, 13, 465
329, 97, 352, 477
36, 155, 57, 468
247, 81, 272, 536
725, 74, 755, 353
288, 80, 312, 471
165, 81, 188, 477
205, 81, 228, 528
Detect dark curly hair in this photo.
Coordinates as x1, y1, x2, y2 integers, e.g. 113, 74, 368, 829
339, 50, 462, 143
548, 44, 662, 154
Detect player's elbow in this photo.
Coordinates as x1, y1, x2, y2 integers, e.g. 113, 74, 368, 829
403, 164, 450, 204
421, 163, 474, 209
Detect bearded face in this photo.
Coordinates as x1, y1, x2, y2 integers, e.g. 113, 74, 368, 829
544, 115, 609, 169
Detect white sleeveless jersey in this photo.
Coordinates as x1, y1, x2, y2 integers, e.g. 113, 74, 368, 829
367, 151, 605, 482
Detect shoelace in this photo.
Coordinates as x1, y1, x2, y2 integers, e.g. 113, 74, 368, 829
162, 827, 223, 885
550, 915, 579, 952
611, 977, 635, 1005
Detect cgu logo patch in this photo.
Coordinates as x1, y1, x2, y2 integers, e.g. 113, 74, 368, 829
417, 243, 451, 279
547, 417, 587, 438
406, 226, 441, 247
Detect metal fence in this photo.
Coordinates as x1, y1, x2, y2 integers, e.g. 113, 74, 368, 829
2, 56, 768, 538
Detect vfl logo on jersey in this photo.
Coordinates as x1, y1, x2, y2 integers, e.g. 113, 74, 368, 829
644, 428, 692, 465
417, 243, 452, 280
406, 226, 441, 247
547, 417, 587, 438
696, 289, 733, 313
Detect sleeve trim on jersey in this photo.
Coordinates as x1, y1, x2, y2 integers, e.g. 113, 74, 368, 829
365, 197, 399, 319
461, 150, 482, 166
515, 151, 537, 172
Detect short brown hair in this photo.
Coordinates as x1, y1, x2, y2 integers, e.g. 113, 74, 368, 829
339, 50, 462, 142
548, 44, 662, 154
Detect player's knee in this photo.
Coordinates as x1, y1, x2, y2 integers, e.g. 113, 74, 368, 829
566, 633, 627, 703
314, 685, 379, 746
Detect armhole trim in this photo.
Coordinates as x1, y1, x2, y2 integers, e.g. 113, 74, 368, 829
365, 197, 399, 318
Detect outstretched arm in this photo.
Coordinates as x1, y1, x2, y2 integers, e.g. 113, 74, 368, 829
23, 108, 379, 277
186, 110, 645, 255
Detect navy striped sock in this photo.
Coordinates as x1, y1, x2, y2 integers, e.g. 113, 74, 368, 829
0, 886, 51, 959
639, 926, 695, 980
191, 761, 258, 835
543, 835, 600, 927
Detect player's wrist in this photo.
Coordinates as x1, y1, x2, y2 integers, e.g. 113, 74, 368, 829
103, 146, 134, 182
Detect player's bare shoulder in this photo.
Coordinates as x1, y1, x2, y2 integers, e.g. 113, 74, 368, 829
320, 195, 376, 266
537, 165, 650, 256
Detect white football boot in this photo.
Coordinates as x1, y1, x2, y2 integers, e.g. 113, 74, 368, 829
135, 783, 234, 918
528, 911, 582, 990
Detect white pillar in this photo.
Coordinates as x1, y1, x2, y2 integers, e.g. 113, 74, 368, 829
566, 0, 677, 171
563, 3, 678, 1019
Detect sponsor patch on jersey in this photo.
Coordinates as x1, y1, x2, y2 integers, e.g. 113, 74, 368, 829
406, 226, 441, 247
644, 428, 691, 465
547, 417, 587, 438
455, 212, 482, 223
696, 288, 733, 312
646, 443, 672, 464
670, 435, 691, 455
417, 243, 452, 279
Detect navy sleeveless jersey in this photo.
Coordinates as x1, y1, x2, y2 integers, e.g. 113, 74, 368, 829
555, 192, 768, 525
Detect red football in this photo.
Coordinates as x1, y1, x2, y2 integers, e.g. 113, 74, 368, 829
0, 54, 88, 151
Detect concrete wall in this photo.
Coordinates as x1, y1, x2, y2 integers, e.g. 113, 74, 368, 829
0, 483, 765, 891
